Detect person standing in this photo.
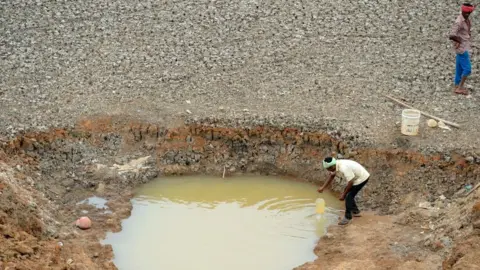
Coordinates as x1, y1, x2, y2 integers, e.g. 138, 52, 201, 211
317, 157, 370, 225
449, 3, 476, 95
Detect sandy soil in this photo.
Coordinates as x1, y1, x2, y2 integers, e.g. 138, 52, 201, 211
297, 213, 443, 270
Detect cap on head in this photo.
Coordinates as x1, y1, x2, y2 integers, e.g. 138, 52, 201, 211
462, 3, 475, 13
323, 157, 337, 169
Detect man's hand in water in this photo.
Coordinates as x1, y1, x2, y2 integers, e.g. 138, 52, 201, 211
317, 187, 324, 193
339, 193, 346, 201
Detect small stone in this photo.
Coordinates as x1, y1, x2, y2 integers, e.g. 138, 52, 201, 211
456, 159, 468, 170
441, 237, 452, 248
75, 217, 92, 230
466, 156, 475, 163
243, 108, 249, 112
418, 202, 431, 209
61, 179, 74, 187
96, 183, 105, 194
0, 225, 15, 238
427, 119, 438, 128
67, 258, 74, 265
424, 239, 431, 247
347, 151, 358, 157
218, 106, 225, 112
185, 109, 192, 114
432, 240, 444, 250
14, 243, 33, 255
473, 202, 480, 215
439, 195, 446, 200
185, 100, 191, 104
435, 200, 445, 209
473, 220, 480, 229
73, 263, 86, 269
324, 233, 334, 239
438, 121, 451, 130
3, 262, 16, 270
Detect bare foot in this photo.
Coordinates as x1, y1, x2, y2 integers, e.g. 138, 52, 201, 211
454, 87, 469, 95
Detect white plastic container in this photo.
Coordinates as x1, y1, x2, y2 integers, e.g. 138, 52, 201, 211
401, 109, 421, 136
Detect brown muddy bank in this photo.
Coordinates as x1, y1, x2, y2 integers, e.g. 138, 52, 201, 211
1, 116, 479, 269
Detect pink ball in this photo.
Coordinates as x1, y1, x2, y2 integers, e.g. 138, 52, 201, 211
75, 217, 92, 230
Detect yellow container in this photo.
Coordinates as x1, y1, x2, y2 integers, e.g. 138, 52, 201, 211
315, 198, 325, 214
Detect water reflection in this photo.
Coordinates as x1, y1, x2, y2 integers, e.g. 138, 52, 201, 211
103, 175, 342, 270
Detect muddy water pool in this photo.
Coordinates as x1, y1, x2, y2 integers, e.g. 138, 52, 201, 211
103, 175, 342, 270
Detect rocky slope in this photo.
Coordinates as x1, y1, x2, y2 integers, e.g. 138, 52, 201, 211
1, 0, 480, 153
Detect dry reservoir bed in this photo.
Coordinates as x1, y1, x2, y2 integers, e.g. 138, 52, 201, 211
0, 116, 480, 270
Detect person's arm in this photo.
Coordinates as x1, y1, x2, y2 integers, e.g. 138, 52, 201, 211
318, 171, 336, 193
338, 168, 355, 200
340, 180, 354, 200
450, 35, 462, 44
449, 21, 462, 46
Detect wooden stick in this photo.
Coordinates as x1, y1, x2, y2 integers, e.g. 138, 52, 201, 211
383, 94, 461, 129
222, 166, 226, 179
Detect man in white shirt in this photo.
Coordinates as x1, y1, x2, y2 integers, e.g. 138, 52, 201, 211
317, 157, 370, 225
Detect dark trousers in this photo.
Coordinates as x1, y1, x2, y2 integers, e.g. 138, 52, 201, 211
345, 179, 369, 220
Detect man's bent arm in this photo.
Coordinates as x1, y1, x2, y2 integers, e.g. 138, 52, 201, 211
450, 35, 462, 44
342, 180, 354, 197
450, 22, 462, 43
320, 172, 336, 190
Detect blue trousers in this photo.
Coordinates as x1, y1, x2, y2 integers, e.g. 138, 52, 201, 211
455, 51, 472, 86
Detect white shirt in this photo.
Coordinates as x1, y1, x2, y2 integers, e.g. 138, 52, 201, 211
336, 159, 370, 185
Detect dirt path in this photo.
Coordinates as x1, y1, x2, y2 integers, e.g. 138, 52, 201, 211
297, 212, 442, 270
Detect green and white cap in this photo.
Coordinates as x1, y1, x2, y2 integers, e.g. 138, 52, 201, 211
322, 157, 337, 169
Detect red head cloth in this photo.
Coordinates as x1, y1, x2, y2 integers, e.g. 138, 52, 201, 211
462, 4, 475, 13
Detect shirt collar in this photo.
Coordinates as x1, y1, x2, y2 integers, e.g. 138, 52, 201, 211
458, 14, 469, 23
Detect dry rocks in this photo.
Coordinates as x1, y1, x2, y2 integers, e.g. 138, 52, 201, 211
0, 0, 479, 153
0, 225, 16, 239
473, 220, 480, 229
14, 243, 34, 255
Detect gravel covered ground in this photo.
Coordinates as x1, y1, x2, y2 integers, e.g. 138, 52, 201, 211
1, 0, 479, 154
